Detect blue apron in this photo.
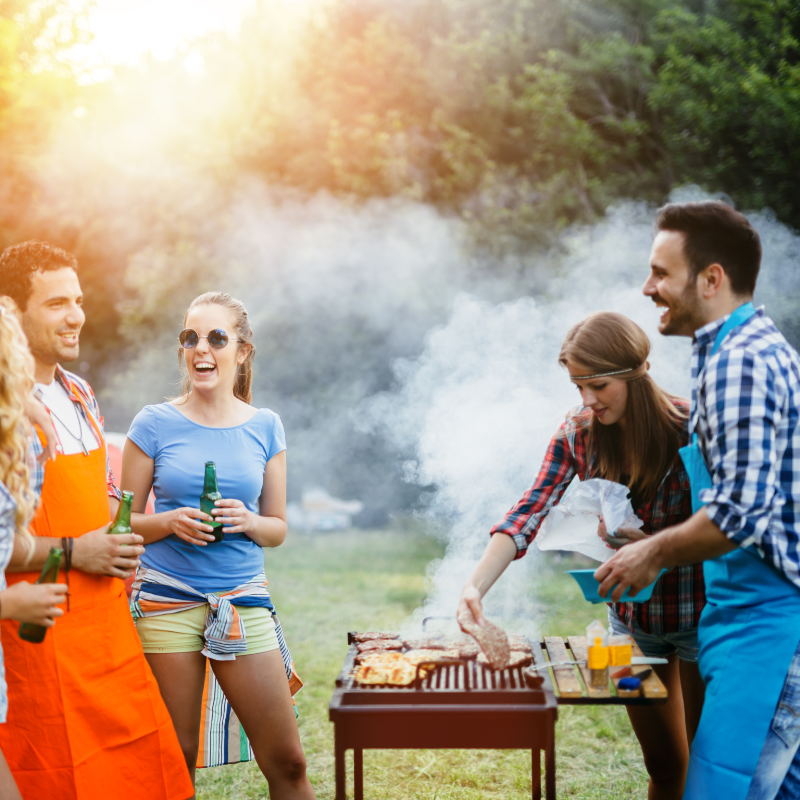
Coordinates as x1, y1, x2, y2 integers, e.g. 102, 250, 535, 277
680, 303, 800, 800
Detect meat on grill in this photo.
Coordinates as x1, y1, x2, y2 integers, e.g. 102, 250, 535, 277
401, 637, 445, 651
452, 639, 481, 659
478, 650, 533, 669
457, 608, 512, 670
356, 638, 404, 654
353, 632, 400, 643
404, 648, 462, 665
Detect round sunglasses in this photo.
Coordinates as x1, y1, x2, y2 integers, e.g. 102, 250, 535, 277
178, 328, 242, 350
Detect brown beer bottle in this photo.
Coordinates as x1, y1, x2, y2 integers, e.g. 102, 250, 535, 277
19, 547, 63, 644
200, 462, 224, 544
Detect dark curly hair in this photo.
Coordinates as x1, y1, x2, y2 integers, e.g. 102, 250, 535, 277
0, 241, 79, 311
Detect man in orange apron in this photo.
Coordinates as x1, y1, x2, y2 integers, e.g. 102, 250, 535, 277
0, 242, 193, 800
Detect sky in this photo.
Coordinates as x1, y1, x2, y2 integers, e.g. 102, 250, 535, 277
80, 0, 259, 64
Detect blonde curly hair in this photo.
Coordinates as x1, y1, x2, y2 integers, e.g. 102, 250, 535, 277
0, 296, 37, 549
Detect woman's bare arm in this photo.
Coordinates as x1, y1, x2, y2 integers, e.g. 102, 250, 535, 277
211, 451, 287, 548
122, 438, 216, 546
457, 533, 517, 628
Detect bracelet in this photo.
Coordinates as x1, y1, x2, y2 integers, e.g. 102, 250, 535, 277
61, 537, 72, 612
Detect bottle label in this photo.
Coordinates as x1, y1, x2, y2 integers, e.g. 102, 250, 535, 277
587, 645, 609, 670
609, 643, 632, 666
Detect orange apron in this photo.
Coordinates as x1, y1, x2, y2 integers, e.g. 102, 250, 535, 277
0, 445, 193, 800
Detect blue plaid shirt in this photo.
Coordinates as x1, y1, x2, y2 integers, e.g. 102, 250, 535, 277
693, 307, 800, 588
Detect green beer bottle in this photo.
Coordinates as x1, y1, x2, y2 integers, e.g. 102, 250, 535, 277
200, 461, 224, 544
109, 490, 134, 535
19, 547, 63, 644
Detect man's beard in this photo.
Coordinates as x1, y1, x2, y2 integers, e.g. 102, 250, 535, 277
659, 281, 703, 337
24, 326, 80, 367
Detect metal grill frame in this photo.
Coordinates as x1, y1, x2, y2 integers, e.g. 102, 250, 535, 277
329, 636, 558, 800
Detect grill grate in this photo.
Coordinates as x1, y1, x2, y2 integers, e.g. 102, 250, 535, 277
343, 651, 535, 694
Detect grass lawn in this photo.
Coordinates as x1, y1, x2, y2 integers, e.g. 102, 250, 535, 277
195, 527, 650, 799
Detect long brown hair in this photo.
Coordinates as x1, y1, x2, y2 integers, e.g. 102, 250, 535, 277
559, 312, 686, 501
0, 297, 37, 550
178, 292, 255, 404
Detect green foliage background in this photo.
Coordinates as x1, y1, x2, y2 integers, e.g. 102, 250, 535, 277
1, 0, 798, 366
0, 0, 798, 507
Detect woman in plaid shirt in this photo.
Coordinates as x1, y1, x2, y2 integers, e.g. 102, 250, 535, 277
459, 311, 704, 800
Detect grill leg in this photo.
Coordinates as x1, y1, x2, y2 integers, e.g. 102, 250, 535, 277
532, 749, 541, 800
334, 727, 346, 800
354, 749, 363, 800
545, 737, 556, 800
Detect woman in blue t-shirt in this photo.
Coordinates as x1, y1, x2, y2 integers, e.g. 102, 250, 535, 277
122, 292, 316, 799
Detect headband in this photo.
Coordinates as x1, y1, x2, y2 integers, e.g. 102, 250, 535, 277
571, 365, 643, 380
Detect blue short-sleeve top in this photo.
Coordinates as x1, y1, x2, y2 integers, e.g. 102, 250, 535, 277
127, 403, 286, 592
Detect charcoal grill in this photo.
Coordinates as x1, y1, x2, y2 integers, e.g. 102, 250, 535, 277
329, 627, 557, 799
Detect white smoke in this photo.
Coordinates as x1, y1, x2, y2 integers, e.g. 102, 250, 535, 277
360, 187, 800, 635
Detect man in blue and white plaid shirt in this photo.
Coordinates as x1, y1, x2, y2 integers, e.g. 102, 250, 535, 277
597, 201, 800, 800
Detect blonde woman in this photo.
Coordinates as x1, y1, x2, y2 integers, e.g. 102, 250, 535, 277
0, 297, 68, 800
459, 312, 704, 800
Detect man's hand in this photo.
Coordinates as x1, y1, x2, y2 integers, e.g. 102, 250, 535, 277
594, 535, 664, 602
0, 581, 68, 626
24, 394, 58, 463
72, 526, 144, 579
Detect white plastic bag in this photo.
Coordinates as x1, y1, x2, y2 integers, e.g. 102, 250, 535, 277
534, 478, 643, 563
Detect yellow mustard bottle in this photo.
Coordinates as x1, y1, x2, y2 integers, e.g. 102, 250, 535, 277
586, 620, 609, 688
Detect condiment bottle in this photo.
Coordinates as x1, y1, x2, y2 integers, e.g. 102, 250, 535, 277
609, 633, 633, 668
586, 620, 609, 688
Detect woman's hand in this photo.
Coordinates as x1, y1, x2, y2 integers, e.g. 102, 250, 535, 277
210, 498, 253, 533
598, 517, 649, 549
458, 585, 486, 631
169, 507, 217, 546
0, 581, 68, 626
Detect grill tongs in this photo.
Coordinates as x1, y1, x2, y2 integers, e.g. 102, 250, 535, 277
413, 659, 471, 691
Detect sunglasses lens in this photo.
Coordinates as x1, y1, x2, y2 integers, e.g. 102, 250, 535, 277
208, 329, 229, 349
179, 330, 199, 348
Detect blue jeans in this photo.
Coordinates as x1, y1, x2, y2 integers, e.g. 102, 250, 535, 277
607, 607, 699, 663
747, 641, 800, 800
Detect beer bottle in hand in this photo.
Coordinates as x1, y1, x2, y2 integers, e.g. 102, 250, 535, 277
19, 547, 63, 644
109, 490, 134, 535
200, 461, 224, 544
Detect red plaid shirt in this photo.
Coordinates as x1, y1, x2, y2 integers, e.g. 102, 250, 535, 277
491, 402, 705, 634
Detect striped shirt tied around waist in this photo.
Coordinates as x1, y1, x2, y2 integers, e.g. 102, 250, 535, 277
130, 567, 297, 683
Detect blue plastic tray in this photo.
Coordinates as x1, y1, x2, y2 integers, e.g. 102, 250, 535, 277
567, 568, 669, 604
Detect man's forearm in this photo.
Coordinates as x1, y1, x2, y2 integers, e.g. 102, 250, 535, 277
7, 535, 63, 573
653, 508, 737, 569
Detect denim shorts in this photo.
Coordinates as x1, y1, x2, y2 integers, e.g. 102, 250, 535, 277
747, 641, 800, 800
607, 606, 699, 664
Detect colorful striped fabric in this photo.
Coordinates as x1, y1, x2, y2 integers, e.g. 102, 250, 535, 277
130, 566, 303, 768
